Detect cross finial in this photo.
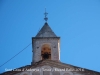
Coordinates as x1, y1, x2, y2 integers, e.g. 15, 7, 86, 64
44, 8, 48, 22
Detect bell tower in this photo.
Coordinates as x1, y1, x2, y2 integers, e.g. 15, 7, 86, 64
32, 10, 60, 63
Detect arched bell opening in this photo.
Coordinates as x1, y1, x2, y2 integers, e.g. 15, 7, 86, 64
41, 44, 51, 60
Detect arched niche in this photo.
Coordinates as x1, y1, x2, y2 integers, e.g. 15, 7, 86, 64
31, 67, 40, 75
41, 44, 51, 60
20, 72, 30, 75
63, 73, 70, 75
61, 71, 73, 75
52, 67, 60, 75
41, 65, 52, 75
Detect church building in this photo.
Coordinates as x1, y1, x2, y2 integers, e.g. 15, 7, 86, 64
1, 11, 100, 75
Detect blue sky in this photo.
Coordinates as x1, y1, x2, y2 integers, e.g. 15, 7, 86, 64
0, 0, 100, 73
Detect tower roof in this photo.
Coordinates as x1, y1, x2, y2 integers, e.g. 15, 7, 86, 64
36, 22, 57, 37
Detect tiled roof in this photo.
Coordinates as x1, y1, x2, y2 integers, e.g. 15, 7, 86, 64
36, 22, 57, 37
1, 60, 100, 75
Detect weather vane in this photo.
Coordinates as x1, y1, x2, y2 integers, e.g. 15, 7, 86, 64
44, 8, 48, 22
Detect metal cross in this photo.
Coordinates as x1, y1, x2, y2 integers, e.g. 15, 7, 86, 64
44, 8, 48, 22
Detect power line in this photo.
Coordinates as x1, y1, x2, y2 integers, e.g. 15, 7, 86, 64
0, 43, 32, 68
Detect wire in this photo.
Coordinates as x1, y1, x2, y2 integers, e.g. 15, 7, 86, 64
0, 43, 32, 68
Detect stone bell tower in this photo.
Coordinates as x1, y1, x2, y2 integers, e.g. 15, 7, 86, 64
32, 10, 60, 63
